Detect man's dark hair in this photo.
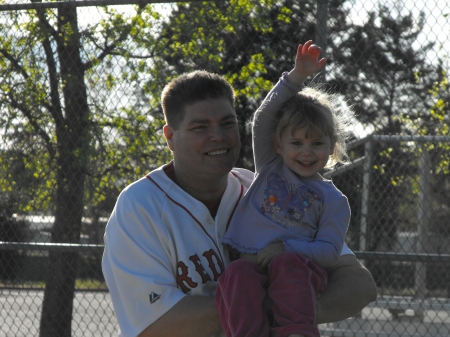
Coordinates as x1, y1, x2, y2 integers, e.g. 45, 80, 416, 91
161, 70, 236, 129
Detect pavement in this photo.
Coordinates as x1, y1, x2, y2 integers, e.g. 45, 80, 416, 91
1, 289, 450, 337
0, 289, 117, 337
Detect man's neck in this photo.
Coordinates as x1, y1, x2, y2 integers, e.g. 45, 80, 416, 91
177, 174, 227, 202
166, 163, 228, 202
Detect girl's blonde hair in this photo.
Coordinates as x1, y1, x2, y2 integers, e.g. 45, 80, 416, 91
275, 86, 353, 169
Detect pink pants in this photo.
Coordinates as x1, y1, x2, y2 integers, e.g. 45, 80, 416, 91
215, 252, 327, 337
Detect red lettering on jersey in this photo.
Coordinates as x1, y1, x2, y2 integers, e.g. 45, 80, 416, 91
177, 261, 198, 293
189, 254, 212, 284
203, 249, 225, 281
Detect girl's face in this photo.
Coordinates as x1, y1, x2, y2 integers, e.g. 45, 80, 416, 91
276, 125, 335, 180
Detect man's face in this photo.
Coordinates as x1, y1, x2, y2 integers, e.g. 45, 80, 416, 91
164, 97, 241, 182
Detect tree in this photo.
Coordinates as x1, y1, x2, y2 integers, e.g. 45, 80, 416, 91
0, 4, 169, 336
328, 5, 437, 134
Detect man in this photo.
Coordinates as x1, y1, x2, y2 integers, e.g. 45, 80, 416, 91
102, 68, 377, 337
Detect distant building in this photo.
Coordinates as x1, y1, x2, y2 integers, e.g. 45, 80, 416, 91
12, 214, 108, 256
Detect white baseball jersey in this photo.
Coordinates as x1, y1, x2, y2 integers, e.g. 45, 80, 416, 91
102, 162, 353, 337
102, 163, 254, 337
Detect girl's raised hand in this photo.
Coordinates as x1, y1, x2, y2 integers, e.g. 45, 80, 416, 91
296, 40, 327, 74
287, 40, 327, 86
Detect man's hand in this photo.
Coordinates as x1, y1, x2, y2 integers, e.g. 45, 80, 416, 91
286, 40, 327, 86
256, 242, 285, 268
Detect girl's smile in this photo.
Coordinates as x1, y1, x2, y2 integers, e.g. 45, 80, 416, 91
276, 126, 335, 180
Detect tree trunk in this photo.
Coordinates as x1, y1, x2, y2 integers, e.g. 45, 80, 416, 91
40, 5, 90, 337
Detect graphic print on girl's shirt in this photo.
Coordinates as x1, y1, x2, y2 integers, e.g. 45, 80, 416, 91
261, 171, 321, 228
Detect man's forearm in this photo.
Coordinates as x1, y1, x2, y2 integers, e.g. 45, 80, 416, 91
138, 295, 222, 337
315, 255, 377, 324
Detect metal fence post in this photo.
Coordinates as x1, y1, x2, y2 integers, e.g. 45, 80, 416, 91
415, 145, 430, 318
316, 0, 328, 82
359, 138, 373, 264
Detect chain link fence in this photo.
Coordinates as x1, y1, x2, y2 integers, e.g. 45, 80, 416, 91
0, 0, 449, 336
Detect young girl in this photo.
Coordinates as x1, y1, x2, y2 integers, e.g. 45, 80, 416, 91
215, 41, 353, 337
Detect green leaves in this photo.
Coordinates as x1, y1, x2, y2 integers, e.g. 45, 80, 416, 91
0, 5, 171, 219
427, 73, 449, 174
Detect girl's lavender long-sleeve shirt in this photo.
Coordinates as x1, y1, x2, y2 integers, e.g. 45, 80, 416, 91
222, 76, 350, 268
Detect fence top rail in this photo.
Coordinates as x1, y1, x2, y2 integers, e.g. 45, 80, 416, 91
1, 242, 450, 262
0, 241, 104, 253
372, 135, 450, 142
347, 135, 450, 150
0, 0, 211, 11
354, 251, 450, 262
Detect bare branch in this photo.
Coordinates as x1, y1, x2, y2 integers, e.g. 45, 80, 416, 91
40, 30, 64, 129
82, 5, 157, 69
83, 25, 134, 71
34, 5, 60, 43
8, 93, 57, 159
0, 49, 29, 79
105, 50, 156, 59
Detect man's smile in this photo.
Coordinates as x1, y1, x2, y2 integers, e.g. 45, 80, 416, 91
207, 149, 229, 156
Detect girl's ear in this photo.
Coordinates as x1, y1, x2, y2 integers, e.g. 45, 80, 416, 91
330, 137, 337, 155
274, 139, 282, 154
